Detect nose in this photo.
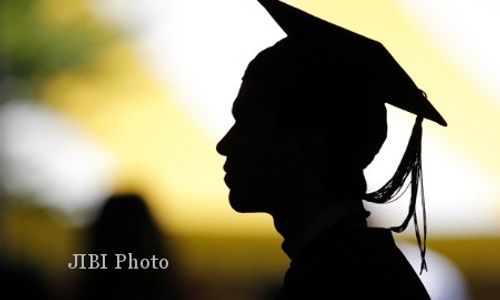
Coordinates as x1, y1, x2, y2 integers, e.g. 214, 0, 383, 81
216, 125, 234, 156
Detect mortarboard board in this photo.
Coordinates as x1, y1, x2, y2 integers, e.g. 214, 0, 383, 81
257, 0, 447, 126
254, 0, 448, 273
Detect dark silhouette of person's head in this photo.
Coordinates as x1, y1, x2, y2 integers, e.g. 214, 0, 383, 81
217, 0, 446, 272
89, 193, 163, 255
217, 38, 388, 214
80, 193, 185, 300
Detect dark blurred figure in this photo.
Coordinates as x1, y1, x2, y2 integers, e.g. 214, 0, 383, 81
0, 255, 50, 300
78, 193, 187, 300
217, 0, 447, 299
0, 197, 51, 300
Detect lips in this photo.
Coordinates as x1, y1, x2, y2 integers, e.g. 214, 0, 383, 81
223, 162, 233, 173
223, 173, 231, 185
222, 161, 247, 187
223, 162, 238, 177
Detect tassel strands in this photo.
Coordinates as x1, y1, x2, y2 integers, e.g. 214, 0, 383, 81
365, 116, 428, 274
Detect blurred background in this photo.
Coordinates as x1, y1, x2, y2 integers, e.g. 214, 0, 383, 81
0, 0, 499, 299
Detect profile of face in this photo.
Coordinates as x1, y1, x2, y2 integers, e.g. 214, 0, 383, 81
216, 81, 311, 214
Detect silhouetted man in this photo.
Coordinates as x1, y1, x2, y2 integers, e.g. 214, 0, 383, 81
217, 1, 446, 299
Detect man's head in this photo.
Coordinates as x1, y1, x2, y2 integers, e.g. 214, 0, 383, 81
216, 37, 388, 214
216, 0, 446, 215
217, 0, 446, 272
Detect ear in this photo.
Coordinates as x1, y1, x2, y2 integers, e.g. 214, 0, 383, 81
286, 127, 325, 167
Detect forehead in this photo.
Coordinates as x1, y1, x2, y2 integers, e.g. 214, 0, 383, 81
232, 80, 274, 119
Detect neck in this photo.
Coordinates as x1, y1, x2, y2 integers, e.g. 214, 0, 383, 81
272, 204, 322, 252
272, 193, 368, 258
269, 161, 368, 257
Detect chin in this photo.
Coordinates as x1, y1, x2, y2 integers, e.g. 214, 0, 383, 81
228, 190, 270, 213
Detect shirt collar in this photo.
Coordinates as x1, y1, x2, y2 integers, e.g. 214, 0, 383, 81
283, 199, 369, 259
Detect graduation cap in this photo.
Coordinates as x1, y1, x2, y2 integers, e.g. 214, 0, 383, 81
255, 0, 447, 273
257, 0, 446, 126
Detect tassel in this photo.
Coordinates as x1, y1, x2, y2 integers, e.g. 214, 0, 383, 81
365, 116, 427, 274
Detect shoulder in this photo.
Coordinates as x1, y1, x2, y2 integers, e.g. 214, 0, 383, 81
278, 227, 430, 299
